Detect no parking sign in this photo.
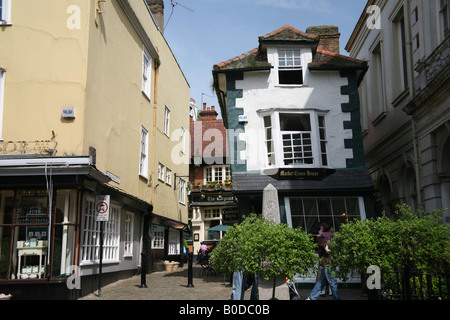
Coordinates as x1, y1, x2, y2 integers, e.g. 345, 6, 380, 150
95, 195, 110, 221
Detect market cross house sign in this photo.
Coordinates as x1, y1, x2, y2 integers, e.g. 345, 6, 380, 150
268, 168, 336, 180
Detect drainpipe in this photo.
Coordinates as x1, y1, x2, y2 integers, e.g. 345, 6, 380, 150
150, 55, 159, 204
411, 118, 423, 208
404, 0, 423, 208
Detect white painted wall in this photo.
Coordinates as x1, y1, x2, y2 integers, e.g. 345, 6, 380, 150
234, 46, 354, 172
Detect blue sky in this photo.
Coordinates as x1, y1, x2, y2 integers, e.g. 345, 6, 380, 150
162, 0, 368, 117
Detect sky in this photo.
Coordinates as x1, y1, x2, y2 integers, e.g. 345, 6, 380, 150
162, 0, 368, 118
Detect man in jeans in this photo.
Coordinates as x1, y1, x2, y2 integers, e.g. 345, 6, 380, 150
307, 224, 341, 300
232, 272, 260, 300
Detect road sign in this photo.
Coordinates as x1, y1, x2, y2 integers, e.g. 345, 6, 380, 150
95, 195, 110, 221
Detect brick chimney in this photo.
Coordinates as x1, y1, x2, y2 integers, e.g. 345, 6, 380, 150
199, 103, 218, 121
306, 25, 340, 54
146, 0, 164, 33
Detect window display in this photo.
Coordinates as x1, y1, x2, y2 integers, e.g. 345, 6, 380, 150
0, 189, 77, 281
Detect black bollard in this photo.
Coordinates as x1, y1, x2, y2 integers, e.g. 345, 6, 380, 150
187, 252, 194, 287
138, 251, 148, 288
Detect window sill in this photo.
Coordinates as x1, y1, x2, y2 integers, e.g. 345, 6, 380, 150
391, 87, 410, 108
142, 90, 151, 102
275, 84, 305, 88
80, 259, 120, 266
371, 111, 388, 126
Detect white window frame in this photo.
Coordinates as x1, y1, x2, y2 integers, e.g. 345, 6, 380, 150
158, 162, 165, 181
0, 69, 5, 140
260, 110, 329, 169
139, 125, 149, 178
124, 212, 134, 257
142, 48, 152, 98
151, 225, 165, 249
81, 198, 121, 265
164, 106, 170, 136
168, 228, 180, 255
391, 7, 408, 95
276, 48, 304, 86
369, 39, 386, 123
165, 167, 172, 185
179, 178, 186, 204
204, 165, 231, 183
0, 0, 12, 25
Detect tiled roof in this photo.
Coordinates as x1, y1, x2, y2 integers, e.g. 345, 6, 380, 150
308, 49, 368, 70
213, 25, 367, 72
259, 25, 318, 43
213, 48, 271, 71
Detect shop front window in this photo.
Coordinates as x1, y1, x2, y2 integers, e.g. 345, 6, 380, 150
286, 197, 362, 234
0, 189, 78, 281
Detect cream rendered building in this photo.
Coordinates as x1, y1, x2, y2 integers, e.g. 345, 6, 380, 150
0, 0, 189, 299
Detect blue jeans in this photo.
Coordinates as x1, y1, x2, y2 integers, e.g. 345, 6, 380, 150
309, 266, 341, 300
232, 272, 260, 300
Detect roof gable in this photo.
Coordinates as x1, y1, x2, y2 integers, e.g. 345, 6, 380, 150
259, 25, 318, 43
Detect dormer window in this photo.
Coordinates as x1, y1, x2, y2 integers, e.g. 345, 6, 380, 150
277, 49, 303, 85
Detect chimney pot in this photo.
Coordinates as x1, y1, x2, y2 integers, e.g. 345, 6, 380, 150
306, 25, 340, 54
147, 0, 165, 33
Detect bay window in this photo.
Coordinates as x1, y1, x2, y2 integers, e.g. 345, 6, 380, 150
261, 110, 329, 168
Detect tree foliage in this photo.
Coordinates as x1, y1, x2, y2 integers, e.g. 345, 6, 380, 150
209, 214, 318, 280
329, 204, 450, 281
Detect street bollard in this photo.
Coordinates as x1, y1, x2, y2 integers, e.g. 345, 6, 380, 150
187, 252, 194, 287
138, 252, 148, 288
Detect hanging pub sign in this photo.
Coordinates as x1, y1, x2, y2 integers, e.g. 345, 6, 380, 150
95, 195, 110, 221
269, 168, 335, 181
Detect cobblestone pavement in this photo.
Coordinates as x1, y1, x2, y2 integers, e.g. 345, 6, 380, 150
78, 264, 365, 300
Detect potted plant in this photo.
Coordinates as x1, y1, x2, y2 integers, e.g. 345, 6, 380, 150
224, 179, 232, 189
191, 182, 201, 191
206, 181, 217, 191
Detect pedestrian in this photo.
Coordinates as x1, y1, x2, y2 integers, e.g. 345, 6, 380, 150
315, 223, 331, 297
200, 242, 208, 256
232, 271, 259, 300
307, 223, 341, 300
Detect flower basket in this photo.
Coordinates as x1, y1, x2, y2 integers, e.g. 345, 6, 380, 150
164, 261, 173, 272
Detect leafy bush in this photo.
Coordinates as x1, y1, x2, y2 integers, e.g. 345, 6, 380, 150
329, 204, 450, 282
209, 214, 318, 280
